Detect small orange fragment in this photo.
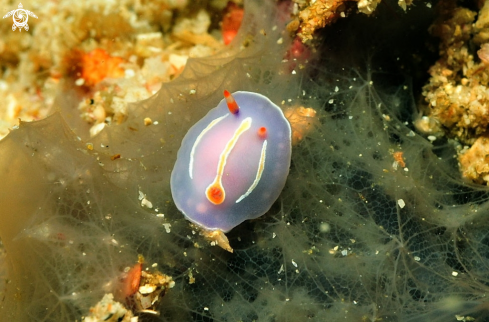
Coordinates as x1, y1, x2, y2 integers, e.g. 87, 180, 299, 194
222, 2, 244, 45
393, 151, 406, 168
123, 262, 142, 298
80, 48, 125, 86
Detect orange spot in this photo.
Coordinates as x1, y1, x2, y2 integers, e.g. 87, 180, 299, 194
123, 262, 142, 298
284, 106, 318, 145
258, 126, 267, 139
224, 90, 239, 114
222, 2, 244, 45
67, 48, 125, 87
206, 183, 225, 205
111, 153, 121, 160
393, 151, 406, 168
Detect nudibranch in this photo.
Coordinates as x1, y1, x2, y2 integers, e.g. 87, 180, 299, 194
171, 91, 292, 240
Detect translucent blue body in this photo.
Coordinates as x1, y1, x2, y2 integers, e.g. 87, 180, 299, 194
171, 91, 292, 232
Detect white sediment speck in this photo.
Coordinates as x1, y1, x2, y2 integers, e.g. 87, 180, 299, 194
278, 264, 284, 274
397, 199, 405, 209
163, 223, 171, 233
141, 198, 153, 208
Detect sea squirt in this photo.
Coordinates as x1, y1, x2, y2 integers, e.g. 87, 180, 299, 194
171, 91, 292, 232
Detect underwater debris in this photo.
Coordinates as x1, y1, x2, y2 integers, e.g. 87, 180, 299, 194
83, 293, 136, 322
284, 105, 318, 145
221, 2, 244, 45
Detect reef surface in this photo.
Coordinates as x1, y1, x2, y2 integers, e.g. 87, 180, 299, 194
2, 1, 489, 321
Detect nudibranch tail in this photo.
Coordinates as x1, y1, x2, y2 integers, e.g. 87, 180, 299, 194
224, 90, 239, 114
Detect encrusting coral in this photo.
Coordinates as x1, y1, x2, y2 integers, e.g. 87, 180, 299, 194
419, 0, 489, 184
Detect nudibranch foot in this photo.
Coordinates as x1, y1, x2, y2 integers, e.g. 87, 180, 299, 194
201, 228, 233, 253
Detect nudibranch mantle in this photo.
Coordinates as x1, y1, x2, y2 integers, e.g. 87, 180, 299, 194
171, 91, 292, 232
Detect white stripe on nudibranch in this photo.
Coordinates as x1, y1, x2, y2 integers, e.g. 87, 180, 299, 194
189, 114, 228, 179
205, 117, 252, 205
236, 140, 267, 203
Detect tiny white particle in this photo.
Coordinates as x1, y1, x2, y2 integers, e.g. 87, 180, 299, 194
189, 89, 196, 95
452, 271, 458, 276
141, 198, 153, 208
335, 86, 339, 92
427, 135, 436, 142
277, 37, 283, 44
319, 222, 330, 233
125, 69, 135, 78
75, 78, 85, 86
278, 264, 284, 274
204, 307, 209, 311
398, 199, 405, 209
152, 263, 158, 267
341, 249, 348, 256
153, 121, 159, 125
328, 99, 334, 104
414, 256, 420, 261
163, 223, 171, 233
156, 213, 164, 217
291, 70, 297, 74
272, 232, 276, 238
291, 259, 298, 267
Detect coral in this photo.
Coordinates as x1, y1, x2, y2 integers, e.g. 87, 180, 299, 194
420, 1, 489, 184
3, 1, 489, 322
290, 0, 414, 42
